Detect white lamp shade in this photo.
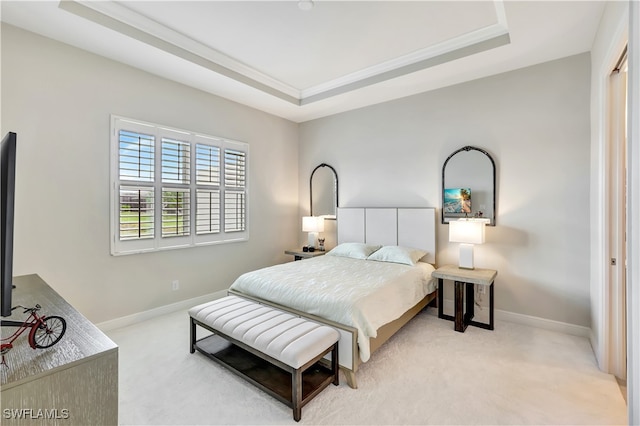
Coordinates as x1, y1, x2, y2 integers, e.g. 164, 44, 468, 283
449, 219, 485, 245
302, 216, 325, 233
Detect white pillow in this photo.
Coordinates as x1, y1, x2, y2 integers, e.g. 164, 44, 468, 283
326, 243, 381, 260
367, 245, 427, 266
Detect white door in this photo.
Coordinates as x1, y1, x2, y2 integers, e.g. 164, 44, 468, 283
607, 50, 627, 381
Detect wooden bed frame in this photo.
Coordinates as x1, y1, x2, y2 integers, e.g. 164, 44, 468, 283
230, 207, 437, 389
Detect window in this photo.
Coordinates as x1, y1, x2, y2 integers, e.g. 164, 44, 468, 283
111, 116, 248, 255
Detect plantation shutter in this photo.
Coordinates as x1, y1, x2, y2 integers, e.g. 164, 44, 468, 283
118, 129, 155, 241
161, 189, 190, 237
161, 137, 191, 239
119, 187, 154, 240
111, 116, 249, 255
119, 130, 154, 182
196, 143, 221, 235
224, 148, 246, 232
162, 138, 190, 185
196, 190, 220, 234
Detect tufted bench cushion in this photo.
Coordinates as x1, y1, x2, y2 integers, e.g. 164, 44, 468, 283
189, 295, 339, 369
189, 295, 339, 422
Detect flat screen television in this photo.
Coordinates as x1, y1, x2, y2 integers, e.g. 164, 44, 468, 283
1, 132, 17, 317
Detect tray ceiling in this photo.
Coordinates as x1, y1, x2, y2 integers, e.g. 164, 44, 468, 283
1, 1, 606, 122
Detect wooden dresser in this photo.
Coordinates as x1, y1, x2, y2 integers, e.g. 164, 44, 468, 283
1, 275, 118, 425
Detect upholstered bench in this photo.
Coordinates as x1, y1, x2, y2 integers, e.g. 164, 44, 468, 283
189, 295, 339, 422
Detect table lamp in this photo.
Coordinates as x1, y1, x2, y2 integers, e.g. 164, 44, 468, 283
302, 216, 324, 249
449, 219, 486, 269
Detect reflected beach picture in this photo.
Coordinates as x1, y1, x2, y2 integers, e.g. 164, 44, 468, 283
444, 188, 471, 214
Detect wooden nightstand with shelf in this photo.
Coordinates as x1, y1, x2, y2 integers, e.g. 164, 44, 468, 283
284, 249, 326, 261
432, 264, 497, 332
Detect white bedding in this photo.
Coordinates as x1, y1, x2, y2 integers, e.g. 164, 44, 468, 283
228, 255, 436, 362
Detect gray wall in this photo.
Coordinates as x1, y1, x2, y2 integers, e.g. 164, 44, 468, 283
1, 24, 300, 323
299, 53, 592, 327
2, 22, 593, 328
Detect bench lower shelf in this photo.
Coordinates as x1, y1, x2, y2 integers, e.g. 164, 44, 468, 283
194, 334, 336, 414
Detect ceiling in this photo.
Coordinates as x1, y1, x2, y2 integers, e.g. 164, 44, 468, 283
1, 1, 606, 123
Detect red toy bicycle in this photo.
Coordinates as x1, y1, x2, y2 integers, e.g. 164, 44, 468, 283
0, 304, 67, 367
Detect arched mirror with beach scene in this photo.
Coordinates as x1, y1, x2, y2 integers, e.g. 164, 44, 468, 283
442, 146, 496, 225
310, 163, 338, 219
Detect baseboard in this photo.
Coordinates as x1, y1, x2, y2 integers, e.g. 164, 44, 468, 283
96, 290, 228, 332
431, 299, 591, 338
99, 292, 591, 338
496, 309, 591, 338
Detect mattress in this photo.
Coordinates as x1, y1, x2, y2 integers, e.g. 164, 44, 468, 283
229, 255, 436, 362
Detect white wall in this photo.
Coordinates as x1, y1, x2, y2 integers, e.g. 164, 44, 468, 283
299, 54, 592, 327
1, 24, 300, 323
627, 1, 640, 422
0, 21, 600, 331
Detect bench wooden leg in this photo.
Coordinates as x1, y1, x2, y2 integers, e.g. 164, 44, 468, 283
292, 369, 302, 422
189, 317, 196, 354
331, 343, 339, 386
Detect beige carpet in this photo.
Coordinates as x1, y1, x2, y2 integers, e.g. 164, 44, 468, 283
107, 307, 627, 425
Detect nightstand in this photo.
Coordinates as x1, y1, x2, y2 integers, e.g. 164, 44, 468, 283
284, 249, 326, 261
432, 264, 497, 332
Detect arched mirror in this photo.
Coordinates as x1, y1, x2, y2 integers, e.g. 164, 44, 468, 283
310, 163, 338, 219
442, 146, 496, 225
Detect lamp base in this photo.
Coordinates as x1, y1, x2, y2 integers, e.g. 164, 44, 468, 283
458, 243, 475, 270
307, 232, 318, 249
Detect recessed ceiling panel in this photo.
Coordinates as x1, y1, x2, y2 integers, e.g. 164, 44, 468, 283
0, 1, 606, 122
121, 1, 500, 90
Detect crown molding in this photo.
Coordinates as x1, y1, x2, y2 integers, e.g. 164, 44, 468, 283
60, 0, 301, 104
60, 0, 510, 106
301, 1, 509, 99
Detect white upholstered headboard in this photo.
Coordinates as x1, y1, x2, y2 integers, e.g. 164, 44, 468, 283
336, 207, 436, 265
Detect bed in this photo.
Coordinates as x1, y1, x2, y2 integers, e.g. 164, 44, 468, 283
229, 207, 437, 388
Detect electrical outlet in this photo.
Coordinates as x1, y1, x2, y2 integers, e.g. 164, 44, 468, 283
172, 280, 180, 291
